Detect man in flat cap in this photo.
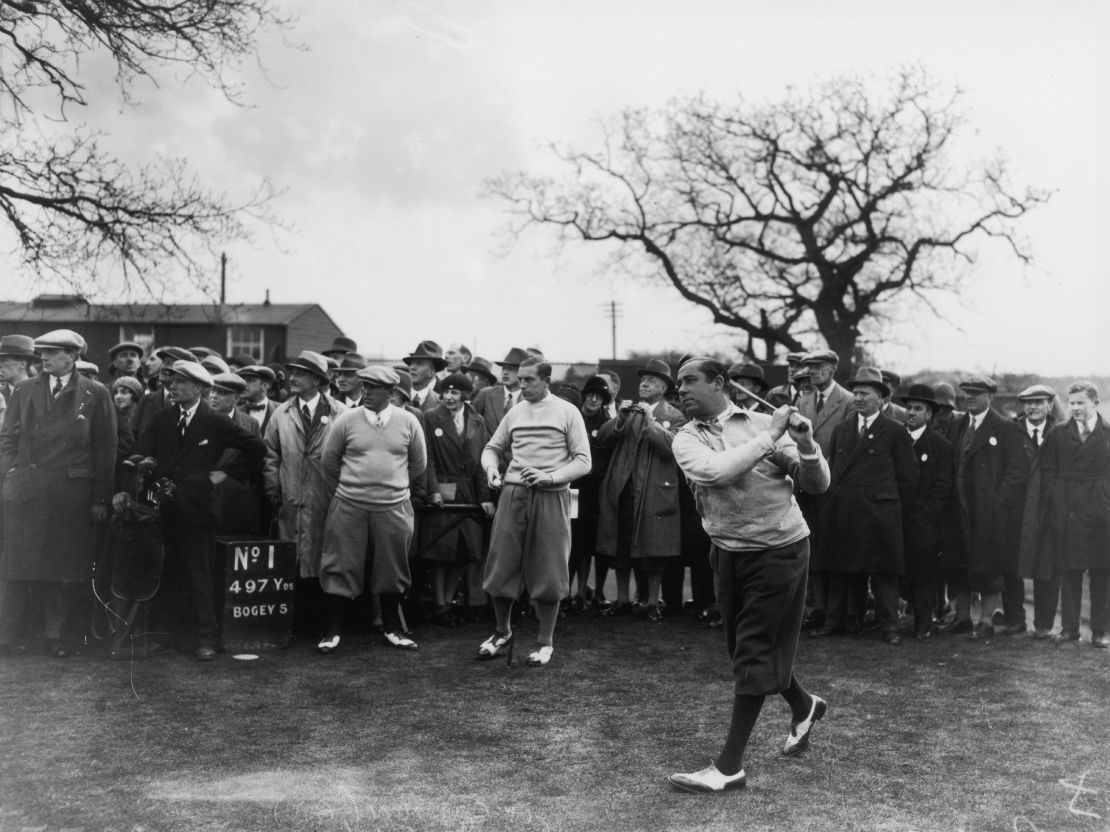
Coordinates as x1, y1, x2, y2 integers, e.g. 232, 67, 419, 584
0, 329, 116, 657
1014, 384, 1061, 638
120, 360, 265, 660
897, 383, 955, 639
318, 366, 427, 653
108, 341, 145, 384
768, 352, 808, 408
478, 357, 591, 667
472, 347, 530, 435
403, 341, 445, 413
264, 351, 348, 635
943, 376, 1028, 639
815, 368, 917, 644
237, 366, 278, 434
596, 358, 687, 621
205, 372, 266, 534
131, 347, 198, 440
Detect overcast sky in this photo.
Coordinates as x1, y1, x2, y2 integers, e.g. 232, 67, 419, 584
6, 1, 1108, 376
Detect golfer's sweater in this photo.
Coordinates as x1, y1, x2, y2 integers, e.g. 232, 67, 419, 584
482, 392, 591, 489
321, 406, 427, 509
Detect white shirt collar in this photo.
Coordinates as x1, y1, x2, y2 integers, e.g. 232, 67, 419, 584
908, 424, 927, 441
50, 372, 73, 390
363, 402, 395, 427
970, 410, 986, 431
1026, 419, 1046, 438
179, 399, 200, 423
858, 411, 879, 431
299, 392, 321, 416
641, 400, 660, 417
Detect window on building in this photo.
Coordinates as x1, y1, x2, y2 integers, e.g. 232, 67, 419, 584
227, 326, 264, 361
119, 326, 155, 355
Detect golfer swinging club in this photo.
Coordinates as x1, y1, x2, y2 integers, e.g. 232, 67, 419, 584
668, 357, 831, 794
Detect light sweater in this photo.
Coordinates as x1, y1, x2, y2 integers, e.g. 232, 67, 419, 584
321, 406, 427, 509
482, 392, 591, 490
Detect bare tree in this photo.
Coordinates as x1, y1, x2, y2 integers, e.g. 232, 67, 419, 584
0, 0, 289, 298
486, 68, 1048, 371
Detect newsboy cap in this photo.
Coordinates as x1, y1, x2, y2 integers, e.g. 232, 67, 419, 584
34, 329, 86, 353
728, 362, 769, 393
155, 346, 199, 365
285, 350, 331, 381
76, 360, 99, 376
211, 372, 247, 394
201, 355, 231, 376
238, 365, 276, 384
1017, 384, 1055, 402
357, 366, 400, 387
108, 341, 145, 360
959, 376, 997, 395
785, 352, 808, 365
802, 349, 838, 366
189, 346, 219, 361
166, 361, 213, 387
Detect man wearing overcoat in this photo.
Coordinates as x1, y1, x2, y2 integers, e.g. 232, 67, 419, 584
471, 347, 529, 435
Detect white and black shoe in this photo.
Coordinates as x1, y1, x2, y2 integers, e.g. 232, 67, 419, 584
783, 695, 827, 757
382, 631, 418, 651
316, 634, 341, 654
668, 764, 746, 794
525, 645, 554, 666
477, 631, 513, 660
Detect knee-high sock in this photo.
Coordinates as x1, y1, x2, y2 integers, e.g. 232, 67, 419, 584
533, 600, 559, 646
779, 674, 813, 722
324, 594, 347, 637
716, 694, 765, 776
379, 593, 402, 634
493, 596, 515, 635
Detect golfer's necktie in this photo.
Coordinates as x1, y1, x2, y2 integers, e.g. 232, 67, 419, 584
178, 409, 188, 439
1032, 427, 1040, 448
301, 403, 311, 425
816, 392, 824, 415
52, 376, 63, 399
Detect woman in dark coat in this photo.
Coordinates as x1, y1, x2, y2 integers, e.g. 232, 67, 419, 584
569, 376, 613, 610
421, 373, 493, 626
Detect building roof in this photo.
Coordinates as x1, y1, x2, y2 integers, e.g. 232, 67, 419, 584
0, 297, 337, 329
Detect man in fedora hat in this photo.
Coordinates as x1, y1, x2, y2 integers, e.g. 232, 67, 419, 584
321, 337, 358, 360
0, 334, 37, 412
465, 356, 497, 396
331, 353, 367, 409
237, 365, 278, 434
727, 363, 772, 413
897, 383, 955, 639
472, 347, 530, 435
264, 351, 348, 635
1014, 384, 1061, 638
595, 358, 687, 621
943, 376, 1028, 639
403, 340, 446, 412
119, 360, 265, 660
814, 368, 917, 644
0, 329, 116, 657
318, 366, 427, 654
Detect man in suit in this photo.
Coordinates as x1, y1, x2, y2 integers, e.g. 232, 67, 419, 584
768, 352, 808, 407
880, 370, 908, 424
332, 353, 366, 409
207, 372, 266, 535
796, 349, 854, 630
596, 359, 687, 621
897, 384, 954, 639
402, 340, 445, 412
471, 347, 529, 435
815, 368, 918, 644
0, 335, 37, 410
131, 346, 197, 440
1037, 382, 1110, 647
237, 365, 278, 434
119, 361, 265, 660
944, 376, 1029, 640
0, 330, 116, 657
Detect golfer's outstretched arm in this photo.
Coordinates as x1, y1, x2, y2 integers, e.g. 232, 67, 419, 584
672, 429, 776, 487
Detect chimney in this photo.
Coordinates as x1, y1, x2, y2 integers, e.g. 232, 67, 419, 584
264, 289, 271, 306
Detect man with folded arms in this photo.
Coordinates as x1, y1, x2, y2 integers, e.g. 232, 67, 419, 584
668, 357, 829, 794
478, 358, 591, 667
318, 366, 427, 653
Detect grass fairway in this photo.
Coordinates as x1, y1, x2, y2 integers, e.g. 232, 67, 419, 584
1, 610, 1108, 832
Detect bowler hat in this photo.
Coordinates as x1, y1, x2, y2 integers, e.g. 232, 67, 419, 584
166, 361, 213, 387
959, 375, 997, 395
285, 350, 330, 382
34, 329, 86, 354
211, 372, 247, 394
440, 372, 473, 395
728, 363, 769, 394
933, 383, 957, 410
636, 358, 674, 391
465, 356, 497, 383
1017, 384, 1055, 402
155, 346, 199, 365
357, 366, 400, 387
897, 383, 938, 408
846, 367, 890, 397
238, 365, 276, 384
403, 340, 447, 371
802, 349, 838, 366
333, 353, 367, 373
496, 347, 530, 368
393, 369, 413, 401
108, 341, 145, 360
322, 337, 358, 358
582, 376, 613, 405
201, 355, 230, 375
0, 334, 37, 360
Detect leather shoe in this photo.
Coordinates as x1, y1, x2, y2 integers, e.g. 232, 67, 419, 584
968, 622, 995, 640
382, 631, 418, 650
914, 627, 933, 640
990, 609, 1006, 626
999, 623, 1027, 636
668, 764, 746, 794
526, 645, 554, 666
477, 631, 513, 660
316, 634, 341, 654
1053, 630, 1080, 645
195, 646, 216, 661
783, 695, 828, 757
646, 604, 663, 624
1091, 633, 1109, 649
602, 602, 632, 617
881, 631, 902, 646
1032, 628, 1053, 640
941, 619, 973, 635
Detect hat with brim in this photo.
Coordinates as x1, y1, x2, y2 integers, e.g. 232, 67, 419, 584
846, 367, 890, 397
333, 353, 367, 374
1017, 384, 1055, 402
465, 356, 497, 383
238, 365, 276, 384
227, 353, 256, 369
728, 363, 769, 394
166, 361, 213, 387
357, 366, 400, 388
959, 375, 997, 395
582, 376, 613, 405
211, 372, 247, 394
0, 334, 37, 360
393, 369, 413, 401
881, 369, 902, 389
932, 383, 957, 409
109, 341, 145, 360
440, 372, 473, 396
285, 350, 330, 382
785, 351, 808, 366
897, 383, 938, 408
322, 336, 358, 358
496, 347, 530, 368
201, 355, 231, 376
34, 329, 86, 354
155, 346, 199, 365
403, 340, 447, 371
636, 358, 675, 391
802, 349, 839, 366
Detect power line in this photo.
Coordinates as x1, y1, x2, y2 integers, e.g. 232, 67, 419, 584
598, 299, 623, 360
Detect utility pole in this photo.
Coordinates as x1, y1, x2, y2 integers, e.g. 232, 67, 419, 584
219, 252, 227, 307
598, 299, 623, 360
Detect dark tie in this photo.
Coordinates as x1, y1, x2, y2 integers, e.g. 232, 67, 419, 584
1032, 427, 1040, 447
1079, 422, 1089, 443
301, 403, 311, 424
52, 376, 64, 399
248, 402, 267, 413
505, 389, 512, 411
816, 392, 824, 415
859, 419, 866, 438
178, 410, 188, 439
